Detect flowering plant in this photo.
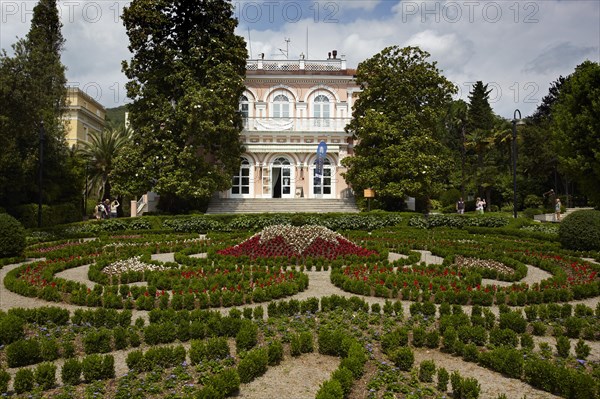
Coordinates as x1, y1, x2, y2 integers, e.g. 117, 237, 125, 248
217, 225, 378, 259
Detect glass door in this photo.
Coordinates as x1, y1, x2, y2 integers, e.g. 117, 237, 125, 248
312, 158, 334, 198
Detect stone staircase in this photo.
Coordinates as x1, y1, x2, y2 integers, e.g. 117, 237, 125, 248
205, 198, 360, 214
533, 207, 594, 222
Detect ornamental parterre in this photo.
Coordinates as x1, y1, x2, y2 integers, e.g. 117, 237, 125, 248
216, 225, 378, 259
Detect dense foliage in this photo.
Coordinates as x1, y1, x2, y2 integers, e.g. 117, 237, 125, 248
115, 0, 248, 210
552, 61, 600, 205
559, 210, 600, 251
0, 213, 26, 257
0, 0, 82, 210
342, 46, 456, 209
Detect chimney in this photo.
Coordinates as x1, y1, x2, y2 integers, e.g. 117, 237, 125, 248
328, 52, 331, 59
332, 50, 337, 59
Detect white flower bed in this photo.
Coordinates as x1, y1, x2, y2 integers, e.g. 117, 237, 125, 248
103, 256, 168, 275
453, 256, 514, 275
258, 225, 342, 254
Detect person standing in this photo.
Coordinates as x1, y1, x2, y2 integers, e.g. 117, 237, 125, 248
555, 198, 562, 222
94, 201, 104, 220
110, 199, 120, 218
456, 197, 465, 214
103, 199, 111, 219
475, 197, 486, 214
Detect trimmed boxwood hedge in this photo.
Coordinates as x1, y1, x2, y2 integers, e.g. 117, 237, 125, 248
0, 213, 26, 257
559, 209, 600, 251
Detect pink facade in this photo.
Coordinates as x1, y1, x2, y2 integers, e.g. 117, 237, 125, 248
221, 56, 360, 200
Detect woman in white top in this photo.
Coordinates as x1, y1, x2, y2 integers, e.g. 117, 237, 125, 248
475, 197, 486, 214
110, 199, 120, 218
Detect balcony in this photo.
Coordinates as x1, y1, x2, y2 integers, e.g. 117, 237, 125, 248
243, 117, 351, 132
246, 58, 348, 74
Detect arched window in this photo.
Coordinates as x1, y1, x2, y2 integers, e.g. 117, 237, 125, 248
273, 157, 291, 166
239, 95, 249, 127
314, 94, 330, 127
232, 158, 251, 195
273, 94, 290, 118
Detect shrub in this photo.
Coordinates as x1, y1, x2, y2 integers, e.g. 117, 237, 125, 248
61, 358, 82, 386
299, 331, 314, 354
419, 360, 436, 383
0, 313, 25, 345
499, 311, 527, 334
6, 338, 41, 367
268, 340, 284, 366
425, 329, 440, 348
451, 371, 481, 399
575, 339, 591, 360
190, 337, 229, 364
290, 334, 302, 357
125, 350, 144, 371
437, 367, 449, 392
237, 348, 268, 383
318, 329, 347, 356
532, 321, 547, 336
331, 367, 354, 397
315, 379, 344, 399
82, 354, 113, 382
40, 338, 60, 361
206, 368, 240, 399
83, 328, 112, 354
113, 326, 128, 350
236, 320, 258, 352
559, 210, 600, 251
340, 342, 367, 378
412, 326, 426, 347
462, 343, 479, 362
34, 362, 57, 390
556, 335, 570, 358
140, 346, 186, 371
0, 369, 10, 394
391, 347, 414, 371
13, 368, 34, 394
0, 213, 26, 257
520, 333, 535, 350
381, 327, 409, 354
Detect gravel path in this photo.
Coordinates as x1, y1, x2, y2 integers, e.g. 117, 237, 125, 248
482, 264, 553, 287
237, 353, 339, 399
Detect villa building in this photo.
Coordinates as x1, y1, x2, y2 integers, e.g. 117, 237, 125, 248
218, 53, 359, 201
63, 87, 106, 146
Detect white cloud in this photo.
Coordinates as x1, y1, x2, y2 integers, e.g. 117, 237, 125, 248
1, 0, 598, 118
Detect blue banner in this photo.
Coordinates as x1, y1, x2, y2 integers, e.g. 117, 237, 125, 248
315, 141, 327, 185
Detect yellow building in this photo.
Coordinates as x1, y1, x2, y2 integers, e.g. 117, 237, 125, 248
63, 87, 106, 146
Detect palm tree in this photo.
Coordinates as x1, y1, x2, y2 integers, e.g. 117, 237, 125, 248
77, 124, 131, 202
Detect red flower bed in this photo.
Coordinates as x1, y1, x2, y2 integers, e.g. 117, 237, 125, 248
217, 225, 377, 259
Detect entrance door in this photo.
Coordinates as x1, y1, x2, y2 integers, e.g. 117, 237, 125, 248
312, 157, 334, 198
271, 157, 294, 198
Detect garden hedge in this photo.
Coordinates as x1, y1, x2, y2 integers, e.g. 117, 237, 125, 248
559, 209, 600, 251
0, 213, 26, 257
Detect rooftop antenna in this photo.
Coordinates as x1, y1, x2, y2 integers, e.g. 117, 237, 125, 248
279, 38, 290, 59
247, 27, 253, 59
306, 27, 309, 59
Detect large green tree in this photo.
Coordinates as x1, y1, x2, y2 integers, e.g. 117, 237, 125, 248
0, 0, 80, 209
551, 61, 600, 205
342, 46, 456, 210
465, 81, 496, 203
114, 0, 247, 211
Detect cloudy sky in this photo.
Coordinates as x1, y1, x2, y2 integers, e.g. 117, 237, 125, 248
1, 0, 598, 118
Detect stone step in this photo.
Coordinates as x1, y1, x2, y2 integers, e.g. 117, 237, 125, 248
206, 198, 359, 214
